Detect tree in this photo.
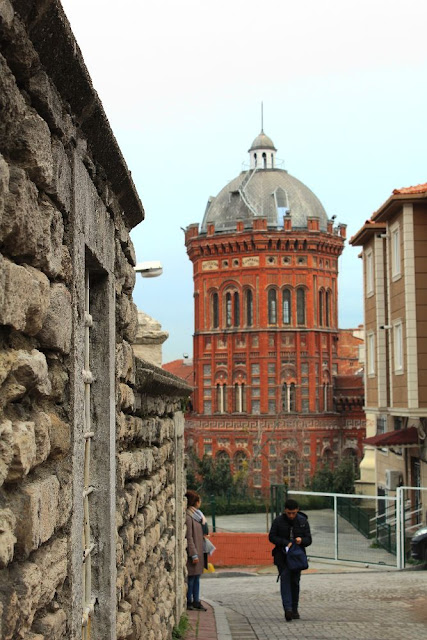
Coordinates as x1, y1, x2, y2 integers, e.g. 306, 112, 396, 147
332, 458, 355, 494
187, 453, 234, 496
309, 465, 334, 492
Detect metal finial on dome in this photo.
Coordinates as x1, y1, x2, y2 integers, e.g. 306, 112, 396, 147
261, 101, 264, 133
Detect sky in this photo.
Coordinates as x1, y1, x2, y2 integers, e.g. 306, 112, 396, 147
61, 0, 427, 363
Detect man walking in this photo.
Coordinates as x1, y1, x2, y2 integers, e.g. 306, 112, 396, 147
269, 498, 312, 621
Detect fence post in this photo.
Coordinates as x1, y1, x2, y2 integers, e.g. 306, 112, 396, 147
334, 495, 338, 561
210, 494, 216, 533
396, 488, 402, 569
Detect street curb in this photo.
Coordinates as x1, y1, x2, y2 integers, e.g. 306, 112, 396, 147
203, 598, 232, 640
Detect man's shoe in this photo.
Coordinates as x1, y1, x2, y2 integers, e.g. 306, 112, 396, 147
193, 602, 207, 611
284, 610, 293, 622
292, 610, 300, 619
186, 603, 194, 610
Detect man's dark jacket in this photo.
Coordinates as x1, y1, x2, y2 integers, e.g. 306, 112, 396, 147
269, 512, 312, 570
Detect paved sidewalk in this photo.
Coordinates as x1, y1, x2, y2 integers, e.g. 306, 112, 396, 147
193, 566, 427, 640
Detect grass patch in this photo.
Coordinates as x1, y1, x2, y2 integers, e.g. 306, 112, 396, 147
172, 613, 191, 639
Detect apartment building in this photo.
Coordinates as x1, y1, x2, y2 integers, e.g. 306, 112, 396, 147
350, 184, 427, 498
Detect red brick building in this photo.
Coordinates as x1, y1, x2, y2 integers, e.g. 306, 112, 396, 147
180, 131, 365, 492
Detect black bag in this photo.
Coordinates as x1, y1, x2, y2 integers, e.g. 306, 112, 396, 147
286, 544, 309, 571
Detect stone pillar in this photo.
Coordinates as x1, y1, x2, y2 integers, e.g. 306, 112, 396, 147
174, 411, 186, 621
132, 310, 169, 367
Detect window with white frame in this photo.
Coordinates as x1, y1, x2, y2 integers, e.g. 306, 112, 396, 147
393, 321, 403, 373
367, 332, 375, 376
365, 249, 374, 296
391, 223, 401, 279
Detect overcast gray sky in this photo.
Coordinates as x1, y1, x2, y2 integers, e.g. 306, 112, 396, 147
61, 0, 427, 363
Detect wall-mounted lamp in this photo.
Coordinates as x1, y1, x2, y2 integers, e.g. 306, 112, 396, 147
134, 261, 163, 278
379, 324, 392, 330
376, 233, 388, 239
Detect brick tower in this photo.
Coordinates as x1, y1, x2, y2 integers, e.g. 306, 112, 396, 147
183, 131, 365, 491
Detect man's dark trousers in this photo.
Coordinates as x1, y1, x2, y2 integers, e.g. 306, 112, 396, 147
280, 566, 301, 611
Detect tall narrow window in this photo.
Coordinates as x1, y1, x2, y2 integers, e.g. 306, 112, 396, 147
282, 289, 291, 324
262, 152, 267, 169
225, 292, 232, 327
233, 292, 240, 327
325, 290, 330, 327
246, 289, 253, 326
367, 332, 375, 376
212, 292, 219, 328
318, 290, 324, 326
268, 289, 277, 324
297, 288, 305, 325
282, 382, 296, 412
394, 321, 403, 372
365, 250, 374, 295
391, 223, 401, 279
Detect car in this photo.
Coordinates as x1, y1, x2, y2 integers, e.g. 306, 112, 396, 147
410, 526, 427, 562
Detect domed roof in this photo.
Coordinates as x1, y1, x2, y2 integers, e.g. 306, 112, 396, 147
249, 131, 276, 151
201, 168, 329, 233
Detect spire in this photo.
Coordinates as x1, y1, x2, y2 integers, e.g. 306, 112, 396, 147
261, 101, 264, 134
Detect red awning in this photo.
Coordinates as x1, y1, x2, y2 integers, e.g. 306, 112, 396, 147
363, 426, 419, 447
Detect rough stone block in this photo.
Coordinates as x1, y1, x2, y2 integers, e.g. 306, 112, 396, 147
6, 421, 36, 482
0, 508, 16, 568
0, 52, 53, 189
116, 340, 135, 384
33, 412, 51, 466
46, 358, 69, 402
118, 450, 154, 486
3, 561, 42, 638
50, 137, 72, 214
37, 283, 72, 354
0, 257, 51, 335
12, 349, 51, 396
0, 420, 13, 486
12, 474, 60, 556
31, 537, 67, 608
0, 153, 9, 224
47, 412, 70, 458
33, 608, 67, 639
119, 384, 136, 413
1, 166, 64, 277
116, 294, 138, 344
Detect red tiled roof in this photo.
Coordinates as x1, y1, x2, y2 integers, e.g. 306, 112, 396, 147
393, 182, 427, 195
363, 426, 419, 447
162, 359, 194, 384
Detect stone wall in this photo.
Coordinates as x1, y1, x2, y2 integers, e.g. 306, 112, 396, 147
0, 2, 189, 639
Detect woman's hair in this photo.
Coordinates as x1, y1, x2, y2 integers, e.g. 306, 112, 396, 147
186, 489, 201, 508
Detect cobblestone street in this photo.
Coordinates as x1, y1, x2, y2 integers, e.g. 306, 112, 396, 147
202, 569, 427, 640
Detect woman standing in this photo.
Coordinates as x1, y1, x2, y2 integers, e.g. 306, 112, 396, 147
185, 490, 208, 611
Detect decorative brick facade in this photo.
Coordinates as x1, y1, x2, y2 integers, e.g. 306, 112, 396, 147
181, 132, 366, 492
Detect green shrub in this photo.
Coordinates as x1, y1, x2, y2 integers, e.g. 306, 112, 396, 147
172, 613, 190, 639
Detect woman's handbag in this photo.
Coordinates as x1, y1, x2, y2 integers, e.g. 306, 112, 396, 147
286, 544, 309, 571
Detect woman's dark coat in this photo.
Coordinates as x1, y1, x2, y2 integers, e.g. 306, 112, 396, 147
186, 512, 204, 576
269, 511, 312, 570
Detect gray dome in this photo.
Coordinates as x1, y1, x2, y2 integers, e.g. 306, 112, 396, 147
249, 132, 276, 151
201, 168, 328, 233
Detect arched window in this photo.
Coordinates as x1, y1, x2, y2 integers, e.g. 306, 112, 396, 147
283, 452, 298, 489
318, 290, 324, 326
282, 382, 296, 412
225, 292, 232, 327
216, 450, 230, 463
262, 152, 267, 169
323, 383, 329, 411
246, 289, 253, 326
234, 383, 245, 413
297, 288, 305, 325
282, 289, 291, 324
271, 153, 274, 168
233, 292, 240, 327
254, 152, 257, 167
212, 292, 219, 328
325, 290, 330, 327
216, 384, 227, 413
268, 289, 277, 324
234, 451, 247, 472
